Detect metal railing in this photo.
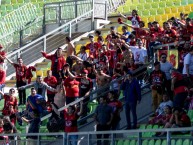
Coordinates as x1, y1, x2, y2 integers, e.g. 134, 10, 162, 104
67, 127, 193, 145
1, 127, 193, 145
0, 3, 43, 50
6, 9, 95, 76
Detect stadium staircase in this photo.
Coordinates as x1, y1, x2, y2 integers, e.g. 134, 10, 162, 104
2, 0, 193, 144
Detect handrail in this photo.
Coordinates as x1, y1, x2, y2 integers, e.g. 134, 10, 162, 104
153, 40, 193, 49
68, 126, 193, 135
6, 9, 94, 58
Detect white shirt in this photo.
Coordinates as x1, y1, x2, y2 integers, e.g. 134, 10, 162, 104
156, 100, 173, 115
183, 53, 193, 75
130, 46, 147, 64
160, 61, 173, 80
78, 52, 88, 61
131, 16, 139, 28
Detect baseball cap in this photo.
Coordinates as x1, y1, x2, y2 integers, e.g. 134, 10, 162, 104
88, 34, 94, 38
82, 69, 88, 74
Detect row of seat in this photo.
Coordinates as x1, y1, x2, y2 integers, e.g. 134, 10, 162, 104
116, 139, 192, 145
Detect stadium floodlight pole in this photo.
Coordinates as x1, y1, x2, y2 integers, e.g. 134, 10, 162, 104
91, 0, 95, 30
105, 0, 108, 20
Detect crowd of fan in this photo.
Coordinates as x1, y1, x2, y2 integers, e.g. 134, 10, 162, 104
0, 9, 192, 144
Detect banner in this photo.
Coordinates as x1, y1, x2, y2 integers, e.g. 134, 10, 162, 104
168, 49, 178, 69
157, 49, 178, 68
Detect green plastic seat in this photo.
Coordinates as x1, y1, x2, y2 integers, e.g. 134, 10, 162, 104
187, 110, 193, 122
149, 140, 155, 145
146, 0, 152, 3
174, 1, 181, 6
166, 1, 174, 7
137, 4, 144, 11
151, 3, 159, 9
144, 3, 151, 9
129, 5, 137, 11
142, 140, 148, 145
188, 0, 193, 4
130, 140, 136, 145
150, 9, 157, 15
141, 9, 150, 16
4, 0, 11, 4
183, 139, 190, 145
123, 5, 131, 13
117, 140, 124, 145
157, 8, 165, 15
162, 140, 167, 145
159, 1, 166, 8
176, 139, 183, 145
181, 0, 188, 5
155, 140, 161, 145
189, 12, 193, 18
123, 140, 130, 145
139, 0, 146, 3
171, 139, 175, 145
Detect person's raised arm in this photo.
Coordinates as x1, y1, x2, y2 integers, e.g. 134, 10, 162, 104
0, 90, 4, 97
4, 56, 14, 65
18, 83, 34, 90
66, 66, 76, 79
71, 55, 83, 62
41, 51, 52, 60
119, 12, 127, 19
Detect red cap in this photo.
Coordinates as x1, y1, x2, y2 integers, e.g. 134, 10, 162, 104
118, 18, 123, 24
82, 69, 88, 74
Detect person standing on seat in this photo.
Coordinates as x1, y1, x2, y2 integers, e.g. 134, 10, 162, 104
44, 70, 57, 103
149, 61, 167, 113
65, 36, 76, 69
120, 71, 141, 129
18, 76, 57, 100
41, 47, 66, 81
5, 57, 27, 105
160, 53, 173, 99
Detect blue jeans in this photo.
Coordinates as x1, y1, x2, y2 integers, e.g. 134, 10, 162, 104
125, 102, 137, 129
0, 84, 5, 100
68, 135, 78, 145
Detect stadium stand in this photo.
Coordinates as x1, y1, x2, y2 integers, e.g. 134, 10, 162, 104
0, 0, 193, 144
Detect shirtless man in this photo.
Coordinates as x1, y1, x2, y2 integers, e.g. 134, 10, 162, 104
95, 68, 111, 97
65, 36, 75, 68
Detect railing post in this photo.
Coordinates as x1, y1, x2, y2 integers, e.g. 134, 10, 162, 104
37, 134, 40, 145
138, 132, 142, 145
105, 0, 108, 20
111, 133, 115, 145
166, 131, 171, 145
59, 3, 62, 26
43, 36, 46, 52
69, 23, 72, 38
63, 133, 67, 145
19, 29, 23, 47
88, 133, 91, 145
91, 0, 95, 30
43, 4, 46, 35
